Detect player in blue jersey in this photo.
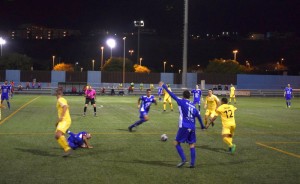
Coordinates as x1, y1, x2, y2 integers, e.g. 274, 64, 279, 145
159, 82, 205, 168
128, 89, 157, 132
284, 84, 293, 108
191, 84, 202, 111
157, 86, 163, 101
1, 80, 12, 109
67, 130, 93, 149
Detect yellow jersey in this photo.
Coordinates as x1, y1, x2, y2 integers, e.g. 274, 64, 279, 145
205, 94, 219, 110
163, 87, 172, 99
216, 104, 237, 127
56, 97, 71, 122
230, 86, 235, 96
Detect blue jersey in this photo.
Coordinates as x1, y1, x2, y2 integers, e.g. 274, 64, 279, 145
139, 95, 156, 113
284, 87, 293, 100
68, 131, 88, 149
1, 84, 11, 100
162, 84, 204, 130
191, 89, 202, 104
158, 87, 163, 95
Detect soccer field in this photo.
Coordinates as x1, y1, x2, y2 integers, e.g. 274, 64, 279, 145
0, 95, 299, 184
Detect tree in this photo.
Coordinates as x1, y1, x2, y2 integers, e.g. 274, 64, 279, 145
102, 57, 134, 72
205, 58, 254, 74
53, 63, 74, 72
0, 53, 33, 70
134, 64, 151, 73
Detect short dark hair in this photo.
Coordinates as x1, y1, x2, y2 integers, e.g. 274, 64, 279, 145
221, 97, 228, 104
146, 89, 151, 92
183, 90, 190, 99
56, 88, 64, 96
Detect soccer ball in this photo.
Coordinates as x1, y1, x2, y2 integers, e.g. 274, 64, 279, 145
161, 134, 168, 141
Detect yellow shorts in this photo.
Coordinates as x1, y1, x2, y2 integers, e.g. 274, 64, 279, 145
164, 96, 172, 103
222, 125, 236, 135
56, 120, 71, 134
205, 109, 217, 118
230, 94, 235, 98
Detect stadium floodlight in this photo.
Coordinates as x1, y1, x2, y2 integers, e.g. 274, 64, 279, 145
134, 20, 144, 64
0, 37, 6, 57
106, 38, 116, 58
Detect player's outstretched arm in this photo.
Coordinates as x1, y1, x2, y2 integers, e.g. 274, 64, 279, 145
160, 83, 178, 102
196, 112, 205, 129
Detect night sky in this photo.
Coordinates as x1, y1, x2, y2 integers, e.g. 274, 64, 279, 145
1, 0, 300, 72
1, 0, 299, 34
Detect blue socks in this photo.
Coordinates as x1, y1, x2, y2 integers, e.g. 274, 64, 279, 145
7, 102, 10, 109
129, 119, 145, 128
176, 144, 186, 162
190, 147, 195, 166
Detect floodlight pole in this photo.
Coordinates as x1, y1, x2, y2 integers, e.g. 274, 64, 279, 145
182, 0, 188, 88
134, 20, 144, 64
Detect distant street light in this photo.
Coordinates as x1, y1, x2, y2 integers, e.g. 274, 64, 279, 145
123, 37, 126, 88
134, 20, 144, 64
92, 59, 95, 71
129, 49, 134, 56
246, 60, 250, 68
170, 64, 174, 73
281, 58, 284, 65
106, 38, 116, 58
100, 46, 104, 70
233, 50, 238, 61
0, 37, 6, 57
163, 61, 167, 73
139, 57, 143, 66
52, 55, 55, 70
75, 62, 79, 71
81, 67, 83, 72
179, 69, 181, 74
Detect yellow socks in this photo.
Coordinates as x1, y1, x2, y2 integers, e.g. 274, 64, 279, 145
223, 137, 233, 147
57, 136, 71, 152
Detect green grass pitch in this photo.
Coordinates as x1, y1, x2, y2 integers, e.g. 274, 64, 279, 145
0, 95, 299, 184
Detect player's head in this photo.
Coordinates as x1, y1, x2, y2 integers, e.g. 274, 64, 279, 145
196, 84, 199, 89
183, 90, 191, 99
221, 97, 228, 104
288, 84, 290, 87
56, 88, 64, 97
86, 133, 92, 139
208, 89, 213, 96
4, 80, 8, 84
146, 89, 151, 96
167, 84, 170, 87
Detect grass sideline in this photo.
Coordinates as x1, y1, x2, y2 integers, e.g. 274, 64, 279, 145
0, 95, 299, 184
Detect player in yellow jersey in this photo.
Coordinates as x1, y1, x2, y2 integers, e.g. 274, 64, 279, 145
204, 89, 220, 126
207, 97, 237, 154
163, 84, 173, 111
55, 88, 72, 157
229, 84, 236, 104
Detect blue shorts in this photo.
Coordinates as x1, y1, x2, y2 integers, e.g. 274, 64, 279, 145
285, 95, 292, 100
139, 111, 148, 120
175, 127, 196, 144
1, 94, 9, 101
193, 100, 200, 105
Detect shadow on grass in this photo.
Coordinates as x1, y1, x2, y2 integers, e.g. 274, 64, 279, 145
108, 159, 176, 168
116, 128, 131, 132
196, 145, 227, 153
15, 148, 58, 157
